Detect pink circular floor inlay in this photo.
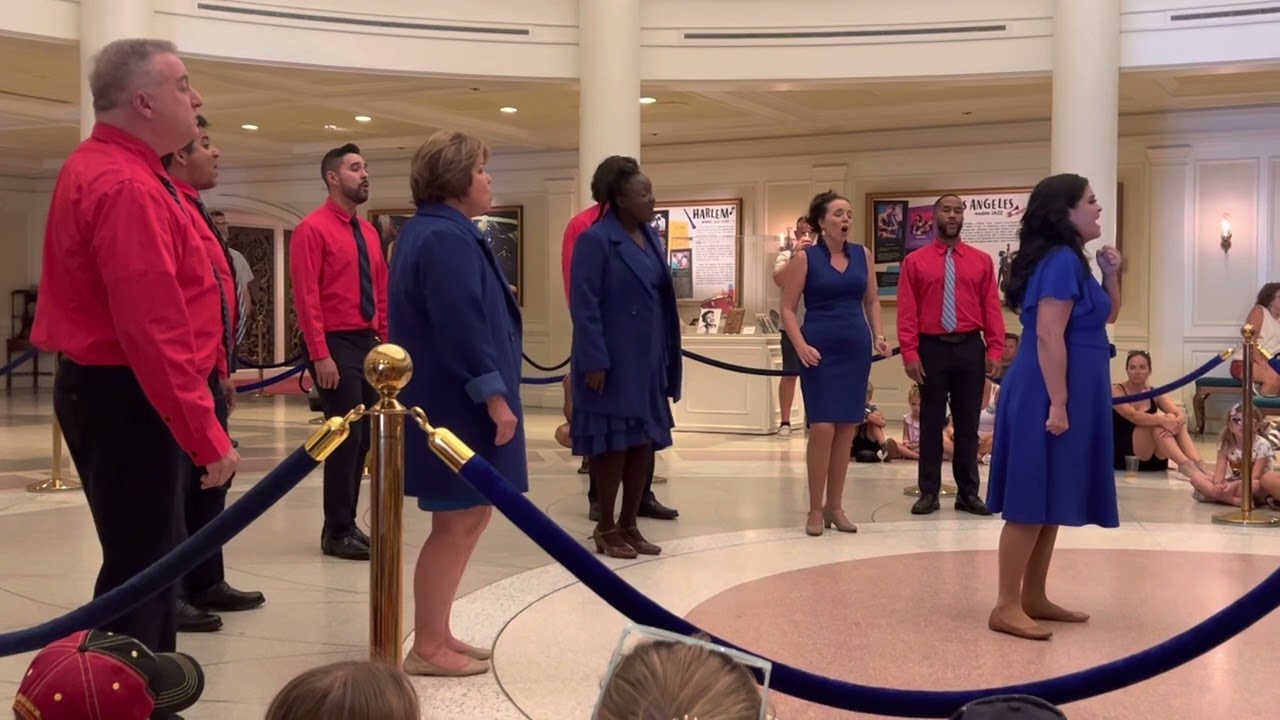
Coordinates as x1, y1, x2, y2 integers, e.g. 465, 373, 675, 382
683, 549, 1280, 720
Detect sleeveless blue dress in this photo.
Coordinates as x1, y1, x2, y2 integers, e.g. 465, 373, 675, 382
986, 246, 1118, 528
796, 241, 873, 424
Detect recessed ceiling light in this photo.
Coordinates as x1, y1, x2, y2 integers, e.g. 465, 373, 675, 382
639, 96, 657, 105
499, 106, 518, 114
241, 124, 259, 131
354, 115, 372, 122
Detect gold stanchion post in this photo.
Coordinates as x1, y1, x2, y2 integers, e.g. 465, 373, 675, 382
1213, 324, 1280, 527
253, 317, 272, 398
904, 484, 958, 498
363, 344, 412, 666
27, 419, 81, 493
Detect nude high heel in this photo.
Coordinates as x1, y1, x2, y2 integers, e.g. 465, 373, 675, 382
805, 511, 824, 536
823, 507, 859, 533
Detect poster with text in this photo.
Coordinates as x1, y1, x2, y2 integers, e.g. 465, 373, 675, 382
656, 198, 743, 305
865, 188, 1028, 302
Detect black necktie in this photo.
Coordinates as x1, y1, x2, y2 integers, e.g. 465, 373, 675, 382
350, 216, 376, 322
157, 175, 233, 370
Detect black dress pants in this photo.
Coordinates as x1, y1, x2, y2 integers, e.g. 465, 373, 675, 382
55, 360, 187, 653
182, 372, 231, 596
916, 333, 986, 497
309, 331, 378, 538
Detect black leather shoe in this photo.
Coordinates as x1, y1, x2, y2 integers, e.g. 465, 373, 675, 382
322, 534, 370, 561
352, 526, 371, 546
177, 600, 222, 633
578, 458, 590, 474
638, 494, 679, 520
190, 581, 265, 612
588, 500, 600, 523
911, 493, 941, 515
955, 495, 993, 516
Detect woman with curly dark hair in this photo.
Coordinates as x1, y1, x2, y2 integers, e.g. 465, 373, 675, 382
984, 173, 1124, 641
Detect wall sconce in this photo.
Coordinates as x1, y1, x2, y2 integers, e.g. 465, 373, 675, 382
1219, 214, 1232, 253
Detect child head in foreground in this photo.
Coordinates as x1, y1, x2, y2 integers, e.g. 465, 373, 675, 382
594, 638, 766, 720
265, 660, 419, 720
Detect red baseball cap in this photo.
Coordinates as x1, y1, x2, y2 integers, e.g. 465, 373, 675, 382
13, 630, 204, 720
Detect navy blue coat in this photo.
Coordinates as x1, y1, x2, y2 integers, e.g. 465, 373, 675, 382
569, 210, 682, 416
389, 202, 527, 510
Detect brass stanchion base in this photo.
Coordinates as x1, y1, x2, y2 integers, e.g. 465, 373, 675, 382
652, 475, 669, 484
252, 390, 273, 398
1212, 509, 1280, 527
904, 484, 958, 498
27, 477, 81, 493
308, 416, 325, 425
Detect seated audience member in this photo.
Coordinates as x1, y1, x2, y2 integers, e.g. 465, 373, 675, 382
265, 661, 419, 720
1241, 282, 1280, 396
14, 630, 205, 720
977, 385, 998, 464
852, 383, 889, 462
1198, 403, 1280, 507
594, 629, 768, 720
1112, 350, 1213, 488
886, 383, 924, 461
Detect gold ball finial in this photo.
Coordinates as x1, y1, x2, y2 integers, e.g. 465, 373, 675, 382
1242, 323, 1256, 342
364, 344, 413, 397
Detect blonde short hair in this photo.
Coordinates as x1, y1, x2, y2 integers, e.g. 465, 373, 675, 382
409, 130, 489, 205
264, 661, 419, 720
89, 38, 178, 112
595, 640, 764, 720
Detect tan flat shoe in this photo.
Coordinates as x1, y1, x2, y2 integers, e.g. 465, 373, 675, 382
988, 610, 1052, 641
403, 648, 491, 677
455, 642, 493, 661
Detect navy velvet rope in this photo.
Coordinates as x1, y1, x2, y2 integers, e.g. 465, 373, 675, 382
452, 453, 1280, 717
235, 364, 306, 394
986, 353, 1227, 405
522, 352, 570, 372
0, 347, 38, 377
0, 447, 319, 657
237, 353, 305, 370
519, 346, 903, 385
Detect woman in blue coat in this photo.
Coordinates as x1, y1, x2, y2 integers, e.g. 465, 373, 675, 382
388, 130, 525, 677
569, 157, 682, 559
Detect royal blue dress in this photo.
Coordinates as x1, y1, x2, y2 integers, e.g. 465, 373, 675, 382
986, 246, 1118, 528
796, 241, 873, 424
388, 203, 528, 512
568, 212, 682, 457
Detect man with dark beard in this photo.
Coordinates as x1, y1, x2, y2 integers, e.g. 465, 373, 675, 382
897, 194, 1005, 516
290, 143, 388, 559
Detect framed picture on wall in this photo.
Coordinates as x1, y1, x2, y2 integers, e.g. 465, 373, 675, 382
654, 198, 743, 306
368, 205, 526, 306
864, 184, 1125, 304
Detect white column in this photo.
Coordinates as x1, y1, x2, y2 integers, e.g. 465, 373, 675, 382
1050, 0, 1121, 263
577, 0, 641, 206
79, 0, 154, 138
1146, 146, 1194, 401
543, 176, 579, 406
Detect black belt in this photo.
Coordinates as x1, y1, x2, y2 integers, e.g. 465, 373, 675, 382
923, 331, 980, 345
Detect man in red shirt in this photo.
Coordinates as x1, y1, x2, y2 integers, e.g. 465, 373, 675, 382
897, 194, 1005, 516
561, 156, 678, 523
32, 38, 238, 653
163, 115, 266, 632
289, 143, 388, 561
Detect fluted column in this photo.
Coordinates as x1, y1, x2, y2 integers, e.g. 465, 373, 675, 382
79, 0, 154, 137
577, 0, 641, 205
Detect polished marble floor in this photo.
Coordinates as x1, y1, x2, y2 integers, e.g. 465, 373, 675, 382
0, 389, 1276, 719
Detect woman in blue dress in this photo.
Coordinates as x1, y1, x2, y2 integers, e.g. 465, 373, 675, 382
779, 191, 890, 537
389, 130, 526, 676
569, 157, 682, 559
985, 173, 1124, 640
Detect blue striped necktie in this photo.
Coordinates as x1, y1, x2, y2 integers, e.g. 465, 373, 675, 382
942, 246, 957, 332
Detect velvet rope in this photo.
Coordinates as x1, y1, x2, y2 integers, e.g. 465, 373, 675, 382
987, 353, 1228, 406
451, 453, 1280, 717
0, 447, 320, 657
237, 353, 305, 370
519, 346, 904, 384
235, 364, 307, 393
0, 347, 38, 377
523, 352, 571, 372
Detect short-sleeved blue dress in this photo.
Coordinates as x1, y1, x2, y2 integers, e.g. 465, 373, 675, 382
796, 241, 872, 424
985, 246, 1118, 528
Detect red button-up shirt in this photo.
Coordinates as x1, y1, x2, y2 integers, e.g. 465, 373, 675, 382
32, 122, 230, 466
289, 198, 389, 361
896, 239, 1006, 365
562, 203, 604, 302
172, 177, 236, 378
